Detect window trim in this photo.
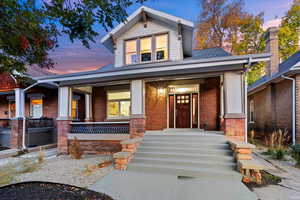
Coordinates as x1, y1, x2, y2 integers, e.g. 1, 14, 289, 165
249, 100, 255, 123
124, 32, 170, 65
106, 90, 131, 120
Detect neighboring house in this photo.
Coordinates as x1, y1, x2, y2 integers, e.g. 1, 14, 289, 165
29, 6, 270, 154
248, 27, 300, 145
0, 65, 88, 149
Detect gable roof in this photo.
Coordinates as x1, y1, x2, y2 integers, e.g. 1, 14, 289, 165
101, 6, 194, 56
248, 50, 300, 92
191, 48, 232, 59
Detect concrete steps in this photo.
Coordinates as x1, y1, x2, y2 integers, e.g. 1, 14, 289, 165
128, 132, 242, 180
128, 163, 241, 180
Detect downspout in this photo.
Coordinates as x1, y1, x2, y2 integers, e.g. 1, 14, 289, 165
243, 57, 253, 143
282, 75, 296, 145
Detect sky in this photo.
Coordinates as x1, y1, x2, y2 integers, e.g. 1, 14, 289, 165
48, 0, 294, 74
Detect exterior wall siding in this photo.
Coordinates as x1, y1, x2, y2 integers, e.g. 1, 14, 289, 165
114, 20, 182, 67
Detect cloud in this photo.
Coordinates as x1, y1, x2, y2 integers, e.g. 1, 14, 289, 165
263, 18, 282, 30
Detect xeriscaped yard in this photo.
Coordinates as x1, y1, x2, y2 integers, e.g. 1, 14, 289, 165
0, 154, 113, 188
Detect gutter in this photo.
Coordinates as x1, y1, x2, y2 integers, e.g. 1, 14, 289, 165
282, 75, 296, 145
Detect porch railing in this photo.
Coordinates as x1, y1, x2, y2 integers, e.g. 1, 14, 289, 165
70, 121, 130, 134
26, 118, 54, 128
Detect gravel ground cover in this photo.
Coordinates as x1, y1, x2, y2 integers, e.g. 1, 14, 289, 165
0, 181, 114, 200
13, 155, 114, 188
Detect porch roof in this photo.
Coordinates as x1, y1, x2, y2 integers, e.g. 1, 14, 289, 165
36, 53, 270, 86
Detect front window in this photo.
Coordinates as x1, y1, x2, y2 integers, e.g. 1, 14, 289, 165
107, 91, 131, 118
125, 33, 168, 65
71, 99, 78, 120
249, 100, 254, 122
155, 34, 168, 60
125, 40, 138, 65
140, 37, 152, 62
8, 101, 15, 118
30, 99, 43, 118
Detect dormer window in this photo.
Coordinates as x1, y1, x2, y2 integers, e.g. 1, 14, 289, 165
125, 33, 168, 65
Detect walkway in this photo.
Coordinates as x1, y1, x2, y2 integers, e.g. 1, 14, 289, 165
89, 130, 257, 200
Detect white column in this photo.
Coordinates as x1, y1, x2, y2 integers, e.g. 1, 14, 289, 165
130, 80, 145, 117
220, 75, 224, 118
224, 72, 244, 116
58, 87, 72, 120
14, 88, 25, 118
85, 93, 92, 120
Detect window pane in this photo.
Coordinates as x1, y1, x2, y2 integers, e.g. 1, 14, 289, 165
71, 100, 78, 119
155, 34, 168, 60
108, 102, 119, 117
31, 99, 43, 118
120, 101, 130, 116
125, 40, 138, 64
140, 37, 152, 62
108, 91, 130, 100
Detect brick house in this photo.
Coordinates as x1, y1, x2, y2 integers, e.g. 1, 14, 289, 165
0, 66, 86, 149
32, 6, 270, 154
248, 27, 300, 145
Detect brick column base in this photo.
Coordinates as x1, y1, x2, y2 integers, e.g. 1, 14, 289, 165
130, 117, 146, 138
57, 120, 71, 154
11, 118, 23, 149
224, 118, 245, 141
220, 117, 225, 131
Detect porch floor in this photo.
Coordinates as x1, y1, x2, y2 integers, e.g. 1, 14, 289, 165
89, 131, 257, 200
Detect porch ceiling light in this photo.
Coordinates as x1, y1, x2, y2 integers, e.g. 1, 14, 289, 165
158, 88, 165, 95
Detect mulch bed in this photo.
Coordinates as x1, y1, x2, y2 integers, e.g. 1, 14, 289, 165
0, 181, 114, 200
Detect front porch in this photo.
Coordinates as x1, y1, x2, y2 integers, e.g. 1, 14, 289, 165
57, 72, 247, 154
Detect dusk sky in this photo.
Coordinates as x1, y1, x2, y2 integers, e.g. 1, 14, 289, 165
48, 0, 294, 74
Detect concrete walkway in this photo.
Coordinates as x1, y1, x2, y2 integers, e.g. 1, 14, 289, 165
90, 130, 257, 200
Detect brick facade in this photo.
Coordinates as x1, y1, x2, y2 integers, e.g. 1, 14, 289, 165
224, 118, 245, 141
130, 117, 146, 138
248, 79, 292, 139
296, 75, 300, 143
200, 77, 220, 130
10, 119, 23, 149
57, 120, 71, 154
0, 74, 19, 92
70, 140, 122, 154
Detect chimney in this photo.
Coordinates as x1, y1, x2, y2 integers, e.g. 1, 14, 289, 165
265, 27, 279, 77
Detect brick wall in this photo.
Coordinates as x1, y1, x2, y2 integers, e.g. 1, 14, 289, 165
69, 140, 122, 155
249, 79, 292, 139
0, 74, 19, 91
199, 77, 220, 131
296, 75, 300, 143
145, 81, 168, 130
92, 86, 107, 122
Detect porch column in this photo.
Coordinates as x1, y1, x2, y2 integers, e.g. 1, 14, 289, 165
220, 75, 225, 131
11, 88, 25, 149
223, 72, 246, 141
57, 86, 73, 153
130, 80, 146, 138
85, 93, 93, 121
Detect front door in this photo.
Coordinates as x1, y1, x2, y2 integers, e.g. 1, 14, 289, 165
175, 94, 190, 128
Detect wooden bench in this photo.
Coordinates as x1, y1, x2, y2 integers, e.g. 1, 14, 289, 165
228, 140, 256, 160
237, 159, 264, 184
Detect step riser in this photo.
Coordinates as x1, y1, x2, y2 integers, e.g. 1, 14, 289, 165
143, 138, 227, 143
128, 165, 241, 180
138, 148, 232, 156
140, 143, 229, 149
135, 153, 234, 162
131, 159, 236, 170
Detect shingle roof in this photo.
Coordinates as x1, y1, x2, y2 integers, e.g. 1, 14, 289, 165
191, 48, 232, 59
248, 50, 300, 92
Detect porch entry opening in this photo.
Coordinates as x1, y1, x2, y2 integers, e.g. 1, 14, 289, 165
168, 84, 199, 129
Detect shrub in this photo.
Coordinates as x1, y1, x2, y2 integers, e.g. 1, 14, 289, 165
69, 137, 83, 159
291, 144, 300, 167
